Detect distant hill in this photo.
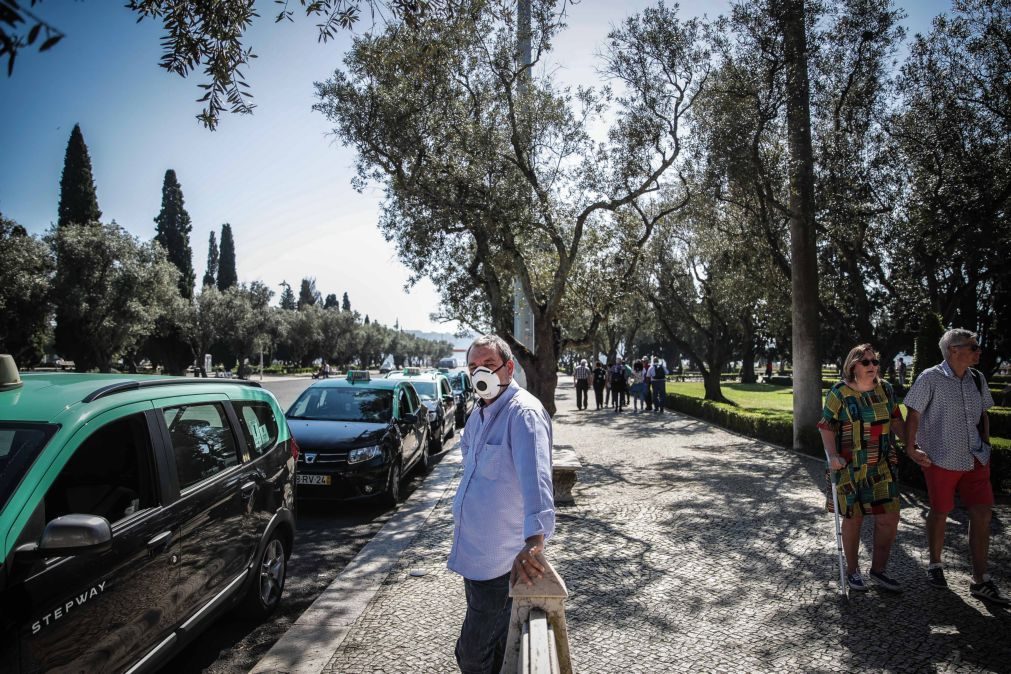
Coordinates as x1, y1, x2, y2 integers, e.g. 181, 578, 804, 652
406, 330, 473, 352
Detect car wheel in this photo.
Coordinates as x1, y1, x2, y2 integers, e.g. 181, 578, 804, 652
383, 461, 402, 507
241, 533, 287, 618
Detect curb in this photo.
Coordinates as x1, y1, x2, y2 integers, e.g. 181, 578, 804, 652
250, 447, 463, 674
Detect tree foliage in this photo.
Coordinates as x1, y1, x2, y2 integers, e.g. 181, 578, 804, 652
154, 169, 196, 299
216, 223, 238, 290
0, 214, 53, 364
57, 124, 102, 228
49, 222, 180, 372
202, 231, 218, 288
316, 0, 710, 413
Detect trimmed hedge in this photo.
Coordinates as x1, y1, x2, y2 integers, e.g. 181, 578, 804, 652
664, 390, 1011, 495
990, 408, 1010, 438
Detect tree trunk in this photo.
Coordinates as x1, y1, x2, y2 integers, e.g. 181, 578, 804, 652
702, 366, 729, 402
512, 318, 559, 416
741, 316, 757, 384
779, 0, 822, 451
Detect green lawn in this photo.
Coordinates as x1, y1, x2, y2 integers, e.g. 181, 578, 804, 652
668, 382, 795, 410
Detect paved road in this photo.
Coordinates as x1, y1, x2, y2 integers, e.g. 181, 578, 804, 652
165, 376, 459, 673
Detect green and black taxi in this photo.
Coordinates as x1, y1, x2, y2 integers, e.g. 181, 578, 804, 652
0, 355, 296, 673
384, 368, 457, 452
286, 370, 429, 505
444, 369, 475, 429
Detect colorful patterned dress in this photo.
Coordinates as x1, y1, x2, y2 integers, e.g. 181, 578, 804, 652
818, 380, 902, 517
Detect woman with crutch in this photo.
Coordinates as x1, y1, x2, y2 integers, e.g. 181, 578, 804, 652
818, 343, 907, 593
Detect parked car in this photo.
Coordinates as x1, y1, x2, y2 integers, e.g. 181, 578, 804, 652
0, 355, 296, 673
384, 368, 457, 452
447, 370, 475, 428
286, 371, 429, 504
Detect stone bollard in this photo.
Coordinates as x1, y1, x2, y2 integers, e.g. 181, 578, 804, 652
500, 553, 573, 674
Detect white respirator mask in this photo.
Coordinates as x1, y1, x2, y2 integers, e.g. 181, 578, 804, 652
471, 363, 508, 400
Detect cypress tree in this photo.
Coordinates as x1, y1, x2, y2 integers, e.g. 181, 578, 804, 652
342, 291, 351, 312
324, 293, 339, 309
217, 223, 238, 290
297, 277, 320, 309
364, 315, 370, 325
57, 124, 102, 228
154, 170, 196, 299
202, 231, 218, 288
279, 282, 297, 310
911, 312, 945, 383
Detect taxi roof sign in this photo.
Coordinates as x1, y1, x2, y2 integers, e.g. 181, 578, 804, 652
402, 367, 422, 376
346, 370, 371, 383
0, 354, 23, 391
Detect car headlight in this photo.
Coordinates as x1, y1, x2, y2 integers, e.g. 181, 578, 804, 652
427, 410, 438, 421
347, 445, 383, 464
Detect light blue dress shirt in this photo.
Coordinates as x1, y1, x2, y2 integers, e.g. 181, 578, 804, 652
448, 379, 555, 581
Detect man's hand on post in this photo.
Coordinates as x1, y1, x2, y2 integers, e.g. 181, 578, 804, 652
510, 535, 545, 587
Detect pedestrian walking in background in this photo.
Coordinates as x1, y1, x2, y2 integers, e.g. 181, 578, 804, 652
898, 359, 907, 387
630, 360, 646, 413
573, 358, 591, 411
610, 357, 628, 412
904, 328, 1008, 604
818, 343, 906, 592
648, 357, 667, 413
642, 357, 653, 411
592, 361, 607, 410
449, 335, 556, 673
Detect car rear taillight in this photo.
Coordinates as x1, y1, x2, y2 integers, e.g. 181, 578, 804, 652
289, 436, 300, 461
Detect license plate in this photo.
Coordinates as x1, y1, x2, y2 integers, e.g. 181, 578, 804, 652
296, 474, 332, 486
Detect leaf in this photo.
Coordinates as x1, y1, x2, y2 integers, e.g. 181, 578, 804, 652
39, 34, 63, 52
27, 23, 40, 46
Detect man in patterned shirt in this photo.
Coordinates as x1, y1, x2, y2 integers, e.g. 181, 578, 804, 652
905, 328, 1007, 604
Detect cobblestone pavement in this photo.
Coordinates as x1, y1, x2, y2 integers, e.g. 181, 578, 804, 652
321, 383, 1010, 673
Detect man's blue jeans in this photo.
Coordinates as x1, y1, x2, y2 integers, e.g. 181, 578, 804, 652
456, 573, 512, 674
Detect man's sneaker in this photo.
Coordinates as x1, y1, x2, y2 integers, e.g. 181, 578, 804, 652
869, 570, 903, 593
927, 565, 948, 588
969, 577, 1011, 605
847, 572, 868, 591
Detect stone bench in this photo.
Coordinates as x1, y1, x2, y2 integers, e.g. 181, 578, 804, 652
552, 446, 581, 505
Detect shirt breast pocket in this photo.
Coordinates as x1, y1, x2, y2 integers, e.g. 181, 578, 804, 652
477, 443, 507, 480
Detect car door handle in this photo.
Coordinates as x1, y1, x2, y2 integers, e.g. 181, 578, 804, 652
147, 531, 174, 554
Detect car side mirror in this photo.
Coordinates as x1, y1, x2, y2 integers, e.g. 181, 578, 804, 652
401, 411, 417, 423
442, 394, 454, 404
16, 514, 113, 561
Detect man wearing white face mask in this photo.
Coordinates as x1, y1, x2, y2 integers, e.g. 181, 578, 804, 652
449, 334, 555, 674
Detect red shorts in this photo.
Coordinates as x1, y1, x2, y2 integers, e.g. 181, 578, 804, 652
923, 458, 993, 513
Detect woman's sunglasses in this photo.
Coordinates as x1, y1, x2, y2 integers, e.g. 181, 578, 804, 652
858, 358, 880, 367
953, 343, 981, 352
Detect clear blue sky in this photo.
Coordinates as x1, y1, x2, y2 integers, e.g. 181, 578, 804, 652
0, 1, 948, 332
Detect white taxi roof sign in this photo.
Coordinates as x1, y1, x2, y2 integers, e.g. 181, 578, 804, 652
346, 370, 371, 383
0, 354, 22, 391
402, 367, 422, 376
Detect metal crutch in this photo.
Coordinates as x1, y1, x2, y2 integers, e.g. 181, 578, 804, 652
824, 448, 848, 598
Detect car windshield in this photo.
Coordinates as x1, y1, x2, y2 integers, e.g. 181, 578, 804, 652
0, 422, 59, 513
287, 388, 393, 423
409, 381, 438, 401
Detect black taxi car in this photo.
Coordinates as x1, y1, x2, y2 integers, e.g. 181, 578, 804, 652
286, 371, 428, 505
0, 355, 296, 673
444, 369, 475, 428
384, 368, 457, 452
